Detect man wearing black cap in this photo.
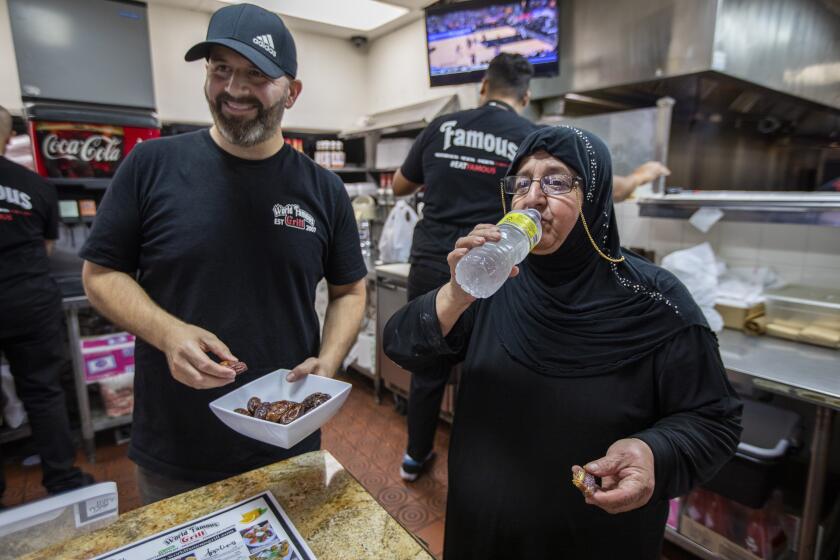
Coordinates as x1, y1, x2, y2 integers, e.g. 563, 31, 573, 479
81, 4, 367, 503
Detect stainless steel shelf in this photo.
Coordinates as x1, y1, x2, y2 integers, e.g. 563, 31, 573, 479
330, 166, 370, 173
718, 329, 840, 410
331, 166, 396, 174
0, 423, 31, 445
60, 216, 96, 224
637, 192, 840, 227
50, 177, 111, 190
91, 409, 132, 432
664, 527, 720, 560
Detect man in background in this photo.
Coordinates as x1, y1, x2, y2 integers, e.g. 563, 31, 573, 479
613, 161, 670, 202
0, 106, 93, 504
392, 53, 540, 481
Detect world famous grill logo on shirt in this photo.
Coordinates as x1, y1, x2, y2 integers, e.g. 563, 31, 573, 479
440, 120, 518, 160
273, 203, 317, 233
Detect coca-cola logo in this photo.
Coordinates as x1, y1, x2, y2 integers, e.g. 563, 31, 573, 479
42, 134, 122, 162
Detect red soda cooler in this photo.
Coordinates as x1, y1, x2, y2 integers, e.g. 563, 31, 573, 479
29, 121, 159, 179
25, 103, 160, 182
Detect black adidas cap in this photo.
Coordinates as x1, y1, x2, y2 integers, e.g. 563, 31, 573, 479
185, 3, 297, 79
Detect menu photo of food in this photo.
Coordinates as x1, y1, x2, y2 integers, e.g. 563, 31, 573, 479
240, 520, 279, 551
94, 492, 315, 560
249, 541, 299, 560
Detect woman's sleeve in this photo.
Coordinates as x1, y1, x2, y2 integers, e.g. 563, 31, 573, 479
383, 288, 477, 376
633, 325, 743, 502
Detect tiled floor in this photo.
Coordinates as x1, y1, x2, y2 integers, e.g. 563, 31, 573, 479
3, 369, 696, 560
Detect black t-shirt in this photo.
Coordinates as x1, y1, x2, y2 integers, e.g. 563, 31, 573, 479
401, 101, 538, 268
0, 156, 61, 335
80, 130, 367, 482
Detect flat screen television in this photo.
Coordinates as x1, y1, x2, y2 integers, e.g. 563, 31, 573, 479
425, 0, 559, 87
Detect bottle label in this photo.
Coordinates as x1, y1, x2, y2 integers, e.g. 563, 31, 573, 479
497, 211, 540, 250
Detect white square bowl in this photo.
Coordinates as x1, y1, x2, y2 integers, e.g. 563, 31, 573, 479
209, 369, 352, 449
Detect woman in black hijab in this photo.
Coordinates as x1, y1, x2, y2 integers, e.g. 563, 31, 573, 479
384, 126, 742, 559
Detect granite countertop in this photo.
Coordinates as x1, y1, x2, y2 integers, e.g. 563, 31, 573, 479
25, 451, 433, 560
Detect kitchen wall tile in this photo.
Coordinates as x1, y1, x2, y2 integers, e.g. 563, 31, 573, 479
648, 218, 684, 259
804, 226, 840, 269
682, 221, 723, 253
717, 222, 761, 265
802, 266, 840, 289
756, 223, 808, 267
766, 264, 803, 286
618, 212, 651, 248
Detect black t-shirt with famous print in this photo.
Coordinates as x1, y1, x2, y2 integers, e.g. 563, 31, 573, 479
401, 101, 538, 270
0, 156, 61, 335
80, 130, 366, 483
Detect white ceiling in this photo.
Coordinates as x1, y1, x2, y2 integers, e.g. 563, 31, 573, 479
145, 0, 436, 39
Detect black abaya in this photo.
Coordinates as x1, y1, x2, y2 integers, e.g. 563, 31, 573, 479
385, 289, 741, 559
383, 125, 741, 559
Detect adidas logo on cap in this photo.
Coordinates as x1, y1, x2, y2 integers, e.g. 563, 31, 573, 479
252, 34, 276, 57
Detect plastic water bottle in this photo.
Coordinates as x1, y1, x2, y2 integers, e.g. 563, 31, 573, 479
455, 208, 542, 298
358, 219, 373, 270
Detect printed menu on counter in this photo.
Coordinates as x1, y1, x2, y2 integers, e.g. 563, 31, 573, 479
94, 492, 315, 560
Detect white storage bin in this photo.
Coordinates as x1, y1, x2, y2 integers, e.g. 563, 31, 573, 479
0, 482, 118, 559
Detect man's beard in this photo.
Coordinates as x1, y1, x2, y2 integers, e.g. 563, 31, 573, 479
206, 90, 286, 147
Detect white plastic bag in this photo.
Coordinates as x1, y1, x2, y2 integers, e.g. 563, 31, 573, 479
1, 363, 28, 429
661, 243, 724, 332
378, 200, 418, 263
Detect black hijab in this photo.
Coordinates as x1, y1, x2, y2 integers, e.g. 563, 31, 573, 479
491, 125, 708, 376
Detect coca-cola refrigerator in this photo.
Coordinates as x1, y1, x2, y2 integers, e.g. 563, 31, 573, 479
25, 103, 160, 295
26, 103, 159, 188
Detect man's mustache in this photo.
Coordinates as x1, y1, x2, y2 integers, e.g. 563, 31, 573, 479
216, 93, 262, 111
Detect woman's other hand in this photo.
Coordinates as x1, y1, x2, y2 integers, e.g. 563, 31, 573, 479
577, 438, 655, 514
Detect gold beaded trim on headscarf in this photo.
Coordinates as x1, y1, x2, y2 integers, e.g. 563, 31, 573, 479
500, 183, 508, 216
575, 188, 625, 264
500, 182, 625, 264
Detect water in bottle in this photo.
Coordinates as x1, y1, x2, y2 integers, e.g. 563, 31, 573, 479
455, 208, 542, 298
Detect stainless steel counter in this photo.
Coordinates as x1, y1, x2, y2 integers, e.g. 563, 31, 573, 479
716, 328, 837, 559
718, 329, 840, 410
375, 263, 410, 282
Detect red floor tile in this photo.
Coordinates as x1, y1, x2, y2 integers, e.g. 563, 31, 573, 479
415, 518, 446, 558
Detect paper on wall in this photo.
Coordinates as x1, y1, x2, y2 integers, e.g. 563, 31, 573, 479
688, 207, 724, 233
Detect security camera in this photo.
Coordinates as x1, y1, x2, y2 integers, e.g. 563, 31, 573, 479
350, 35, 368, 49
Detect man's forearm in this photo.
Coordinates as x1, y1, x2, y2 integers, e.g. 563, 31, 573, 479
82, 261, 182, 351
612, 174, 637, 202
318, 282, 366, 375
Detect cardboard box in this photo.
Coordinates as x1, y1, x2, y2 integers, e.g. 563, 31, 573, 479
716, 302, 765, 331
80, 333, 135, 382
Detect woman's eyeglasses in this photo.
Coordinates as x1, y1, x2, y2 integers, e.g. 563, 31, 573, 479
501, 174, 582, 196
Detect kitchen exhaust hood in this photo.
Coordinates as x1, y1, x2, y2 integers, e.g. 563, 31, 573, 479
340, 95, 459, 138
532, 0, 840, 114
